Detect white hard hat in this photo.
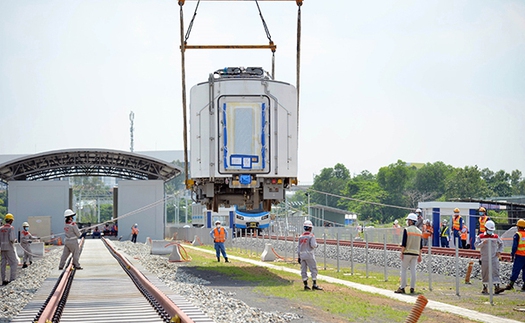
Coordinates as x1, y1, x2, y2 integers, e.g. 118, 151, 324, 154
406, 213, 418, 222
394, 220, 399, 224
416, 208, 422, 213
64, 209, 76, 217
22, 222, 29, 227
303, 220, 313, 227
442, 219, 448, 224
485, 220, 495, 231
215, 220, 221, 225
423, 219, 430, 224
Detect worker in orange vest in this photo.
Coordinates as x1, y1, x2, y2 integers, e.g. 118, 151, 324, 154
460, 224, 469, 249
478, 207, 490, 235
422, 219, 433, 246
452, 208, 464, 249
505, 219, 525, 291
210, 220, 229, 262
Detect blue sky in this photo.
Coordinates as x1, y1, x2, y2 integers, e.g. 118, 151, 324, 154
1, 1, 524, 184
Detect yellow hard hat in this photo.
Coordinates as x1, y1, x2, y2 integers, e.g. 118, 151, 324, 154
453, 208, 460, 213
5, 213, 14, 221
517, 219, 525, 229
478, 206, 486, 212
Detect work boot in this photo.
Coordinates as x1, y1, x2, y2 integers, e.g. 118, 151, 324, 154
394, 287, 405, 294
217, 257, 220, 262
303, 281, 311, 290
505, 281, 514, 291
312, 281, 323, 290
481, 285, 488, 294
521, 285, 525, 292
225, 257, 230, 263
410, 288, 415, 294
2, 281, 9, 286
494, 285, 505, 294
74, 266, 83, 270
22, 263, 28, 269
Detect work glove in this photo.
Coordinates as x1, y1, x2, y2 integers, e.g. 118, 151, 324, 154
297, 258, 301, 264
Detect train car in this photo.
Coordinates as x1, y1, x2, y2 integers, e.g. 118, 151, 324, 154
189, 67, 298, 212
234, 206, 270, 236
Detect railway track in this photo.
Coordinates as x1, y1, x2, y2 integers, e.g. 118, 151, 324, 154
264, 235, 513, 262
12, 238, 213, 323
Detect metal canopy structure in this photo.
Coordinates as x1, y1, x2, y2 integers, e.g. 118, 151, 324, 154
0, 149, 182, 183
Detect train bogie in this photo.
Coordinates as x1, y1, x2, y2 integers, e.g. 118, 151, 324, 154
189, 67, 298, 211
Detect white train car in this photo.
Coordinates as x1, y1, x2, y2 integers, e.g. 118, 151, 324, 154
189, 67, 298, 212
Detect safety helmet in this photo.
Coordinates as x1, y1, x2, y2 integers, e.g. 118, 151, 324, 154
416, 208, 422, 214
64, 209, 76, 218
453, 208, 460, 213
303, 220, 313, 227
485, 220, 495, 231
406, 213, 418, 222
442, 219, 448, 224
478, 206, 486, 212
516, 219, 525, 229
22, 222, 29, 227
134, 223, 138, 227
5, 213, 14, 221
214, 220, 221, 225
394, 220, 399, 224
424, 219, 430, 224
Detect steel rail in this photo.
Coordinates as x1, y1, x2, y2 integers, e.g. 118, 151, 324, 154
102, 238, 199, 323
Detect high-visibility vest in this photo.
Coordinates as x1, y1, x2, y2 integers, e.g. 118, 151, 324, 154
441, 225, 449, 237
460, 227, 468, 240
422, 224, 433, 239
516, 231, 525, 257
404, 226, 422, 255
479, 216, 488, 233
213, 227, 226, 243
132, 227, 139, 235
453, 216, 461, 231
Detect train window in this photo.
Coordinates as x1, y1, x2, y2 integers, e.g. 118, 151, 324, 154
218, 96, 270, 174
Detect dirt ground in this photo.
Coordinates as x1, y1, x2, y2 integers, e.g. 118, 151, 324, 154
178, 264, 486, 323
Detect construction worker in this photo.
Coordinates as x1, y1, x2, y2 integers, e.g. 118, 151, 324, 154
59, 209, 83, 270
478, 207, 490, 235
394, 213, 423, 294
475, 220, 505, 294
452, 208, 464, 249
415, 208, 424, 231
1, 213, 18, 285
440, 219, 450, 248
131, 224, 139, 243
20, 222, 37, 268
422, 219, 433, 247
505, 218, 525, 291
210, 220, 229, 262
393, 220, 401, 244
460, 224, 470, 249
297, 220, 322, 290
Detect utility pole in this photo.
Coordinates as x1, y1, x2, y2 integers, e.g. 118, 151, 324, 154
129, 111, 134, 152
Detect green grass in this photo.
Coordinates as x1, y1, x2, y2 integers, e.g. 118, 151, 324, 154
186, 245, 525, 322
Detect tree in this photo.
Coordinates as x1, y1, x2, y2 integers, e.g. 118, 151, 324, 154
444, 166, 491, 199
413, 161, 453, 200
310, 163, 350, 208
341, 172, 389, 223
376, 160, 417, 218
